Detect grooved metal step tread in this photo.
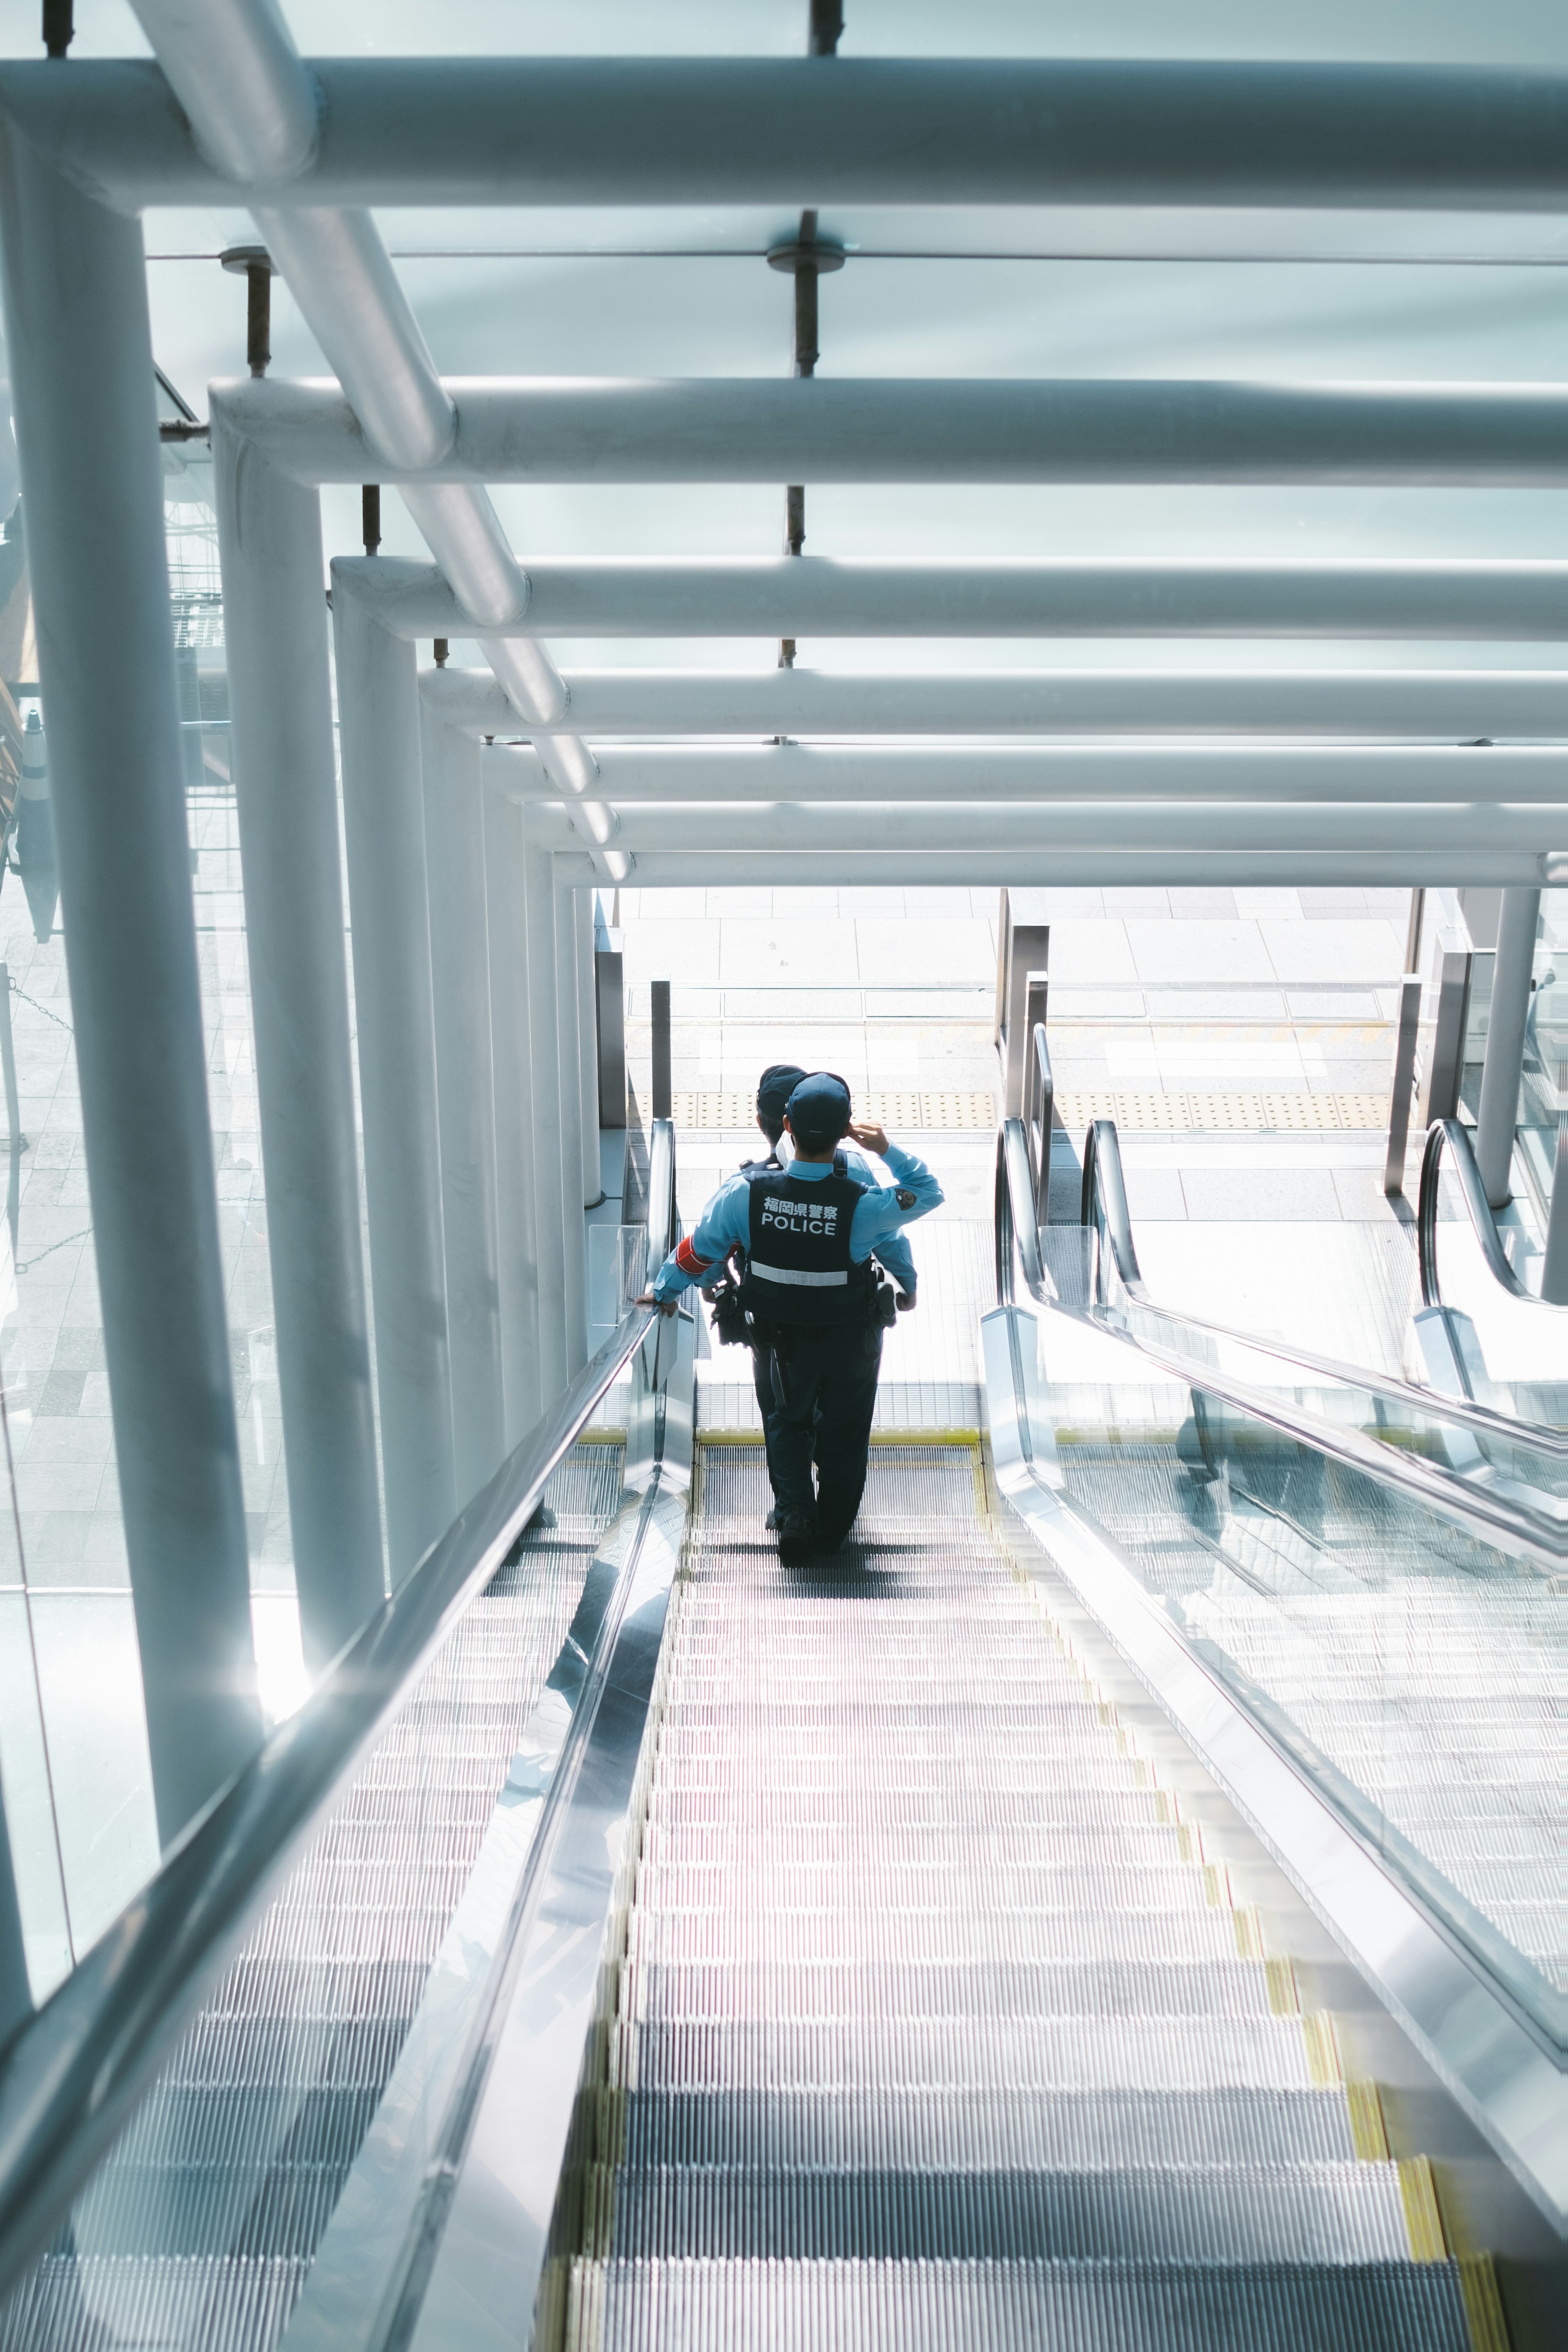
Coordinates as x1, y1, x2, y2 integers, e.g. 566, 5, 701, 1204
561, 2254, 1475, 2352
596, 2161, 1412, 2263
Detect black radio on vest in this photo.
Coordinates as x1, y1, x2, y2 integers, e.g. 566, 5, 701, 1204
740, 1162, 874, 1327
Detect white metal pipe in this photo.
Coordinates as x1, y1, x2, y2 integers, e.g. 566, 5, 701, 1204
479, 775, 543, 1451
341, 557, 1568, 644
485, 742, 1568, 806
139, 9, 619, 861
22, 58, 1568, 212
419, 698, 507, 1506
523, 801, 1566, 858
331, 581, 456, 1582
521, 847, 570, 1410
428, 666, 1568, 742
128, 0, 316, 183
1476, 888, 1543, 1209
217, 375, 1568, 489
552, 848, 1558, 889
575, 892, 601, 1210
212, 417, 384, 1670
553, 892, 589, 1379
323, 553, 623, 862
0, 136, 259, 1843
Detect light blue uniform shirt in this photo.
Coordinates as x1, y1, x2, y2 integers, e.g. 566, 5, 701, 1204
651, 1141, 943, 1303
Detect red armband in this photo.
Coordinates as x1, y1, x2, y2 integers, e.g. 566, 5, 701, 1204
675, 1236, 712, 1278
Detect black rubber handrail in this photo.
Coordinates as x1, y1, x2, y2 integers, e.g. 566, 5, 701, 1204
0, 1123, 677, 2299
1000, 1117, 1566, 1565
1417, 1116, 1541, 1309
1080, 1113, 1568, 1462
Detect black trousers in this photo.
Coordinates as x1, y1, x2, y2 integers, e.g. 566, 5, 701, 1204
761, 1323, 883, 1544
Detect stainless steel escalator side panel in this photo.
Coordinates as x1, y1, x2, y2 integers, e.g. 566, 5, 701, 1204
981, 1301, 1568, 2238
281, 1326, 688, 2352
394, 1314, 694, 2352
1078, 1114, 1568, 1472
0, 1301, 662, 2306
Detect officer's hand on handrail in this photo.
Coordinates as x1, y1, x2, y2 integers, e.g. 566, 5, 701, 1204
635, 1292, 680, 1317
846, 1117, 890, 1157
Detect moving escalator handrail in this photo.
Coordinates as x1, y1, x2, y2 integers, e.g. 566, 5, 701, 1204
1079, 1112, 1568, 1464
1417, 1115, 1539, 1310
0, 1122, 678, 2301
1000, 1117, 1566, 1567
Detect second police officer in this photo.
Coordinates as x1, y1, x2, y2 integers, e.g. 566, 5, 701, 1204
640, 1071, 942, 1558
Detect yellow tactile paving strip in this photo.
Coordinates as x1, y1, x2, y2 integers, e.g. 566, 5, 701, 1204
672, 1089, 1388, 1134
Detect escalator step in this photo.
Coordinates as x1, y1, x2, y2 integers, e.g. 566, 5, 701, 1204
597, 2162, 1412, 2263
616, 2087, 1356, 2171
567, 2254, 1474, 2352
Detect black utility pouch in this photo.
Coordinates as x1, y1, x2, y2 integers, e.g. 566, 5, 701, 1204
710, 1281, 749, 1348
871, 1278, 899, 1330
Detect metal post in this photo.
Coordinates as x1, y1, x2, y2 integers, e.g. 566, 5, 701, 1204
575, 890, 602, 1208
1383, 973, 1423, 1196
650, 980, 673, 1120
1475, 886, 1541, 1210
0, 136, 258, 1841
555, 882, 589, 1375
0, 962, 23, 1265
595, 924, 627, 1129
1403, 887, 1426, 974
0, 1797, 28, 2054
331, 578, 455, 1580
1417, 948, 1474, 1131
521, 839, 570, 1408
212, 424, 384, 1670
1543, 1071, 1568, 1307
420, 697, 506, 1506
480, 770, 543, 1448
1000, 913, 1051, 1119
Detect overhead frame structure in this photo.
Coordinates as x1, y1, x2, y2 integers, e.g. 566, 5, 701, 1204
0, 0, 1563, 1882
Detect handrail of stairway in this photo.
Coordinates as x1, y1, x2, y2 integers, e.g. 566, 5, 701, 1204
1078, 1113, 1568, 1462
1417, 1115, 1543, 1310
998, 1118, 1566, 1564
0, 1120, 678, 2300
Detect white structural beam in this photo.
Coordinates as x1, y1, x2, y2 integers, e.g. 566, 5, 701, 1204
525, 802, 1566, 862
13, 58, 1568, 212
132, 2, 626, 875
552, 848, 1566, 889
346, 557, 1568, 643
428, 667, 1568, 742
486, 743, 1568, 805
215, 376, 1568, 489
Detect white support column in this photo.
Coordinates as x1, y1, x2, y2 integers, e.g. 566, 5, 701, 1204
479, 773, 543, 1448
420, 696, 507, 1504
553, 870, 589, 1376
213, 423, 385, 1670
576, 889, 602, 1208
1475, 887, 1541, 1210
521, 842, 570, 1406
332, 577, 456, 1579
0, 134, 258, 1842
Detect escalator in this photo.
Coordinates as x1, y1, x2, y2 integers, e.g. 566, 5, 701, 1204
1069, 1111, 1568, 1532
1415, 1120, 1568, 1432
0, 1121, 1561, 2352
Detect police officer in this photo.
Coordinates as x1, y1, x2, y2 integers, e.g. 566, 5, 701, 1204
641, 1072, 942, 1557
737, 1064, 918, 1527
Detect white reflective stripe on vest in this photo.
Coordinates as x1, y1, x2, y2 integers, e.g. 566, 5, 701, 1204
748, 1261, 850, 1287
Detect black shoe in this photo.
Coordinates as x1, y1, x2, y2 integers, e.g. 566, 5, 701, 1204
764, 1503, 781, 1532
776, 1506, 816, 1560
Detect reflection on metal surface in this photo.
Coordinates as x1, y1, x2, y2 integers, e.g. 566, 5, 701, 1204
983, 1306, 1567, 2231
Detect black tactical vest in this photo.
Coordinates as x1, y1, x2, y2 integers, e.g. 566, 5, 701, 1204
739, 1161, 873, 1327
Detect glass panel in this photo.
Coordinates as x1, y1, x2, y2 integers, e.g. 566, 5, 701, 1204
0, 1439, 625, 2352
1035, 1303, 1566, 2049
